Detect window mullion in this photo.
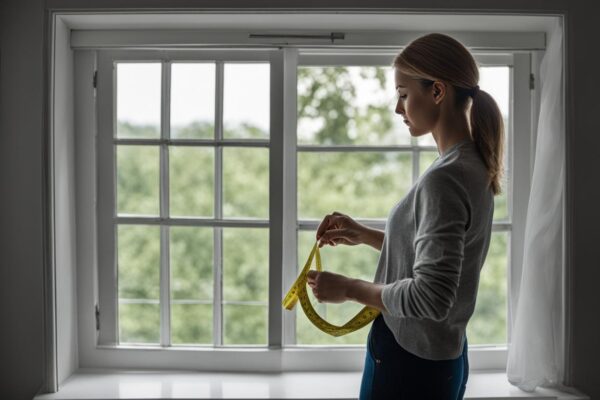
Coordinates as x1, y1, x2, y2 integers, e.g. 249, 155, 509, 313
214, 61, 224, 347
276, 48, 300, 347
159, 60, 172, 347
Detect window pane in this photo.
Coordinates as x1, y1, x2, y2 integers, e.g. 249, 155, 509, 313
223, 305, 267, 345
480, 67, 510, 221
170, 227, 214, 300
170, 63, 215, 139
223, 63, 270, 139
467, 231, 508, 345
117, 225, 160, 344
171, 304, 212, 345
297, 66, 410, 145
116, 145, 159, 216
298, 152, 411, 220
119, 303, 160, 344
170, 226, 214, 345
169, 146, 214, 218
296, 230, 380, 345
223, 148, 269, 219
419, 151, 439, 178
416, 134, 437, 146
494, 191, 509, 221
116, 63, 161, 139
223, 228, 268, 302
222, 228, 268, 345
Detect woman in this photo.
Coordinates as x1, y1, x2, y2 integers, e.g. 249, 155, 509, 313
306, 33, 504, 399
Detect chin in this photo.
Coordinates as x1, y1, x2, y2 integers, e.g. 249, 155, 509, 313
408, 126, 430, 137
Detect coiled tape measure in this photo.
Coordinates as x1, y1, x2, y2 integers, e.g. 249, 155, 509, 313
282, 241, 381, 336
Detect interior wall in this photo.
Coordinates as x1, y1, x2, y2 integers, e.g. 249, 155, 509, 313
1, 1, 598, 399
0, 0, 47, 399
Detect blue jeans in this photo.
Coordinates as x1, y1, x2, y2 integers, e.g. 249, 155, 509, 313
359, 314, 469, 400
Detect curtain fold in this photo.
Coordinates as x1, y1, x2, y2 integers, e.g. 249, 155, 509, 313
506, 18, 565, 392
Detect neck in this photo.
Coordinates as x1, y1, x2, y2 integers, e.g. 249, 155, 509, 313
431, 109, 472, 155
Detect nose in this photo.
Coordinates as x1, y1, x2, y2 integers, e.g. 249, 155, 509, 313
395, 99, 404, 116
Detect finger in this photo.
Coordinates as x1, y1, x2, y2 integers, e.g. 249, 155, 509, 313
319, 229, 349, 244
316, 214, 333, 241
316, 215, 344, 240
307, 270, 318, 280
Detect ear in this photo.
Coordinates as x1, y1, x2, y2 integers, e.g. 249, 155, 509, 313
431, 81, 446, 104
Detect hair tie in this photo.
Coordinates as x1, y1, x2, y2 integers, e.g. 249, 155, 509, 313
470, 85, 480, 97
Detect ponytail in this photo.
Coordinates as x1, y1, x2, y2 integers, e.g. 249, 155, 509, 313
469, 89, 505, 195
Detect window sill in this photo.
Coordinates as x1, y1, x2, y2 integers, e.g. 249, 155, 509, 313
35, 369, 589, 399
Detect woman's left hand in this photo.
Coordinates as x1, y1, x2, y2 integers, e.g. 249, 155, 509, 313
306, 270, 353, 304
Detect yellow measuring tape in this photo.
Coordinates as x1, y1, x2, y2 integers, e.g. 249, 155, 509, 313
282, 241, 381, 337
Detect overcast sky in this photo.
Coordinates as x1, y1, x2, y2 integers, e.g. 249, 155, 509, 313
116, 62, 509, 138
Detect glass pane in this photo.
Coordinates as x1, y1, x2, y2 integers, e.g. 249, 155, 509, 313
298, 152, 411, 220
116, 63, 161, 139
296, 230, 380, 345
171, 303, 212, 345
223, 148, 269, 219
119, 303, 160, 344
480, 67, 510, 221
170, 63, 215, 139
494, 191, 509, 221
170, 227, 213, 300
117, 225, 160, 344
223, 228, 268, 303
416, 133, 437, 146
419, 151, 439, 178
170, 225, 213, 346
223, 63, 270, 139
223, 304, 267, 345
222, 228, 268, 346
169, 146, 214, 217
297, 66, 410, 145
467, 231, 508, 345
117, 145, 160, 216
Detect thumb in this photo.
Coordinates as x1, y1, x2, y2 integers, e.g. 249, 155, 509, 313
307, 270, 318, 280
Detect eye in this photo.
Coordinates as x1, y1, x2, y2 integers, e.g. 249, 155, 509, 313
396, 93, 407, 100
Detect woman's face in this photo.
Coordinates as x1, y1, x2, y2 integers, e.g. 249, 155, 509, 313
393, 68, 441, 137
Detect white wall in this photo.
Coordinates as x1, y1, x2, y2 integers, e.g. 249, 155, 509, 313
1, 1, 598, 399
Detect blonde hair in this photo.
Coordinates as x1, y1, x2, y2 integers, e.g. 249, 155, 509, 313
393, 33, 505, 196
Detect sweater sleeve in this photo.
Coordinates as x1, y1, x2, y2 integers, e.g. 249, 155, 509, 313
380, 167, 471, 321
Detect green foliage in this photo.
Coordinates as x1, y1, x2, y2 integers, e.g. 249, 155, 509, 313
466, 232, 508, 344
117, 146, 160, 215
170, 146, 214, 217
115, 66, 508, 348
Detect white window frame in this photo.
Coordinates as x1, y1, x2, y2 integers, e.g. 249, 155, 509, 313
75, 38, 534, 373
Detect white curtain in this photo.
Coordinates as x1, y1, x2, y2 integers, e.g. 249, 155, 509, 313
506, 18, 565, 391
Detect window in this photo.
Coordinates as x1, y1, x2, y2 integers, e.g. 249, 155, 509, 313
86, 46, 531, 371
97, 52, 273, 347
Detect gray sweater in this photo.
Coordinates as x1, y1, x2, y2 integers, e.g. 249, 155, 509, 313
375, 138, 494, 360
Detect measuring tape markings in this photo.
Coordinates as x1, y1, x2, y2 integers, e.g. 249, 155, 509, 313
282, 241, 381, 337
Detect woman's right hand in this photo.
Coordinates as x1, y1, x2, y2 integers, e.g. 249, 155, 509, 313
315, 211, 365, 248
